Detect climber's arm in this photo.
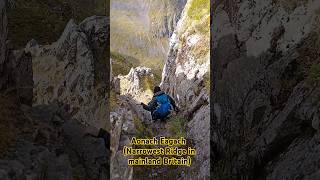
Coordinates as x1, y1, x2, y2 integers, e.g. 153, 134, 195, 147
141, 98, 157, 112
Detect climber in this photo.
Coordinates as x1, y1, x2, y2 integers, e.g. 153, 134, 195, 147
140, 86, 179, 121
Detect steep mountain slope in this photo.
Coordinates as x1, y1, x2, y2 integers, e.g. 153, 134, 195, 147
161, 0, 210, 179
111, 0, 210, 180
110, 0, 210, 179
110, 0, 186, 76
212, 0, 320, 179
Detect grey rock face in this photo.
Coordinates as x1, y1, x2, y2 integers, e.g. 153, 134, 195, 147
114, 66, 156, 106
0, 50, 33, 105
110, 95, 151, 180
0, 0, 6, 64
28, 16, 109, 129
212, 0, 320, 179
110, 67, 155, 180
110, 105, 134, 180
126, 66, 154, 94
0, 1, 33, 105
12, 51, 33, 105
0, 0, 8, 89
0, 104, 108, 180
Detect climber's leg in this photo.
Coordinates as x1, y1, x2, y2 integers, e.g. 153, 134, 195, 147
152, 113, 161, 122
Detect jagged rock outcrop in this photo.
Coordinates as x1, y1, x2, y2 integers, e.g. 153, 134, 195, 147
110, 66, 155, 180
114, 66, 155, 104
109, 99, 139, 180
110, 101, 134, 180
126, 67, 153, 93
212, 0, 320, 179
161, 0, 210, 179
26, 16, 109, 129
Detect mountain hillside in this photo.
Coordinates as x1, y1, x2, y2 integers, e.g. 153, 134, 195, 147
110, 0, 210, 179
110, 0, 186, 79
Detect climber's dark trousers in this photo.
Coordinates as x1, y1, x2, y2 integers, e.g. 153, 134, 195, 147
152, 112, 170, 121
98, 128, 110, 149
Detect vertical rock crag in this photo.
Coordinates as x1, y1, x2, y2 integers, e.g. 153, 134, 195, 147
161, 0, 210, 179
27, 16, 109, 129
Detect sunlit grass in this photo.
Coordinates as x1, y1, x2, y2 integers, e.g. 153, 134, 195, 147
111, 51, 136, 76
133, 116, 153, 138
187, 0, 210, 21
175, 0, 210, 65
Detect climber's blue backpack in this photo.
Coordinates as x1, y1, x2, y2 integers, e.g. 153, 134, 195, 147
154, 94, 172, 119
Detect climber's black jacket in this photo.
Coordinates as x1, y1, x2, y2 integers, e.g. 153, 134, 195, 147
141, 91, 179, 119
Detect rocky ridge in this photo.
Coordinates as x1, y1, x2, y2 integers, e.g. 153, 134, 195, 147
111, 0, 210, 179
26, 15, 109, 129
110, 67, 154, 180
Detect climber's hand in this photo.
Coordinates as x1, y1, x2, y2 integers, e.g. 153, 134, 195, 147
175, 107, 180, 113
